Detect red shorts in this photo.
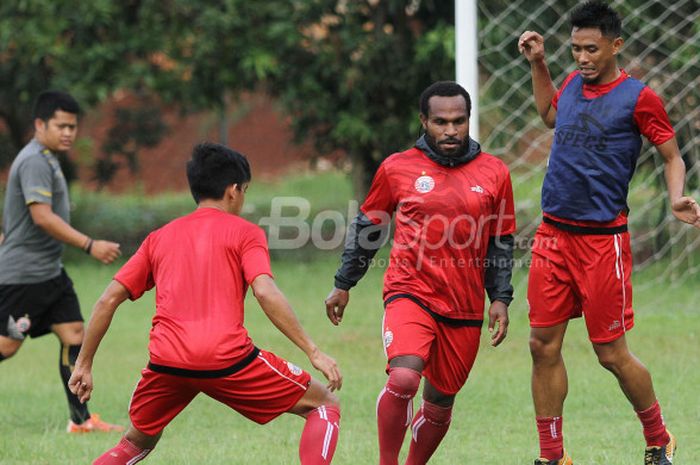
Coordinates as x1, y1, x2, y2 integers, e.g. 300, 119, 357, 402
527, 222, 634, 343
382, 297, 482, 395
128, 349, 311, 435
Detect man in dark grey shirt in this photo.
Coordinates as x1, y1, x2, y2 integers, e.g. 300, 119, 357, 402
0, 91, 122, 433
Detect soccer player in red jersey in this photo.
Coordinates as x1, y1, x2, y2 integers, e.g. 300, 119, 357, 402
68, 143, 342, 465
325, 81, 516, 465
519, 2, 700, 464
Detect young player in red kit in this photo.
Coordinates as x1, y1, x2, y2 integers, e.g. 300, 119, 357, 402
325, 81, 516, 465
68, 143, 342, 465
519, 1, 700, 464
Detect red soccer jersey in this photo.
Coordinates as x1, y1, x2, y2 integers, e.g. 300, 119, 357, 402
552, 69, 675, 146
361, 148, 516, 320
114, 208, 273, 371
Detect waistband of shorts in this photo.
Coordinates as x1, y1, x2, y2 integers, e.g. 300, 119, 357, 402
147, 346, 260, 379
543, 216, 628, 235
384, 293, 483, 328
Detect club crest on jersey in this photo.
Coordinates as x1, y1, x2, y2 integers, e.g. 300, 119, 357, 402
287, 361, 303, 376
383, 330, 394, 348
414, 175, 435, 193
470, 185, 484, 194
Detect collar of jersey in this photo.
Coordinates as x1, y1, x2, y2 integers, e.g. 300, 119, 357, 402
415, 134, 481, 168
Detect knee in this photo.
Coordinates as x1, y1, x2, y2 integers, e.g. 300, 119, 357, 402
321, 389, 340, 409
0, 346, 19, 360
529, 335, 561, 364
58, 326, 84, 346
386, 366, 421, 398
0, 338, 22, 359
595, 349, 626, 374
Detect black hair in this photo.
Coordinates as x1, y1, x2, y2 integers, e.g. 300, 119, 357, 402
419, 81, 471, 117
186, 142, 251, 203
570, 1, 622, 38
32, 90, 81, 122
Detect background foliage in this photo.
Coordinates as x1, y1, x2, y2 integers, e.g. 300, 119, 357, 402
0, 1, 456, 194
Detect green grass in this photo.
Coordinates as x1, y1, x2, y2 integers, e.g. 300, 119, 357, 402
1, 258, 698, 464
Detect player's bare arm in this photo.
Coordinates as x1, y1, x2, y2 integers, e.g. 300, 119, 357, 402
252, 274, 343, 391
518, 30, 557, 128
68, 280, 130, 404
324, 287, 349, 326
655, 137, 700, 227
487, 300, 509, 347
28, 202, 121, 264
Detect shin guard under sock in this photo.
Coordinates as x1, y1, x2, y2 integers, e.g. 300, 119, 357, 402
60, 343, 90, 423
299, 405, 341, 465
405, 400, 452, 465
376, 367, 421, 465
636, 400, 670, 447
536, 416, 564, 461
93, 437, 152, 465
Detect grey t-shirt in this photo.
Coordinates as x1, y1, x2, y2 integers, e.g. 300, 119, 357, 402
0, 139, 71, 284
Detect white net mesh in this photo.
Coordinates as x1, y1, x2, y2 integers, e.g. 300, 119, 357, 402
476, 0, 700, 298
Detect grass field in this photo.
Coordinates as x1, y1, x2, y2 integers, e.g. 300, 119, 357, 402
1, 255, 697, 465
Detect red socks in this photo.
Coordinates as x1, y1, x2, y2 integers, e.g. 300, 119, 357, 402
299, 405, 341, 465
405, 400, 452, 465
636, 400, 670, 447
93, 437, 151, 465
376, 367, 421, 465
536, 416, 563, 461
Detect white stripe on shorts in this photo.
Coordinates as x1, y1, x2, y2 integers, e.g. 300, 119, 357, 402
257, 353, 308, 390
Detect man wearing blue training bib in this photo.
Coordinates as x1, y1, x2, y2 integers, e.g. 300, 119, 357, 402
519, 1, 700, 464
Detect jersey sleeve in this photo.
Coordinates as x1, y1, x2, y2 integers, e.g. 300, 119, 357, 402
491, 165, 517, 236
18, 154, 54, 205
240, 225, 273, 285
634, 87, 675, 146
360, 162, 396, 224
114, 234, 155, 300
551, 71, 580, 110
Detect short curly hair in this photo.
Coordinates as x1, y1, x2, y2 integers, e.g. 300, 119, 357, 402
570, 1, 622, 38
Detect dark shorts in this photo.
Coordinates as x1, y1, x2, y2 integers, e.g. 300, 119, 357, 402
0, 269, 83, 339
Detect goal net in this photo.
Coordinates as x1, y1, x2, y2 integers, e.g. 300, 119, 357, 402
476, 0, 700, 299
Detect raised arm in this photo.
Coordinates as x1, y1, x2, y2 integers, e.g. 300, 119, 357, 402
68, 280, 130, 403
252, 274, 342, 391
655, 137, 700, 227
29, 202, 121, 264
518, 30, 557, 128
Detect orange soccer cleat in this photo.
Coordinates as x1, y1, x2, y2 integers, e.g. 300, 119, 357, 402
67, 413, 125, 433
534, 450, 573, 465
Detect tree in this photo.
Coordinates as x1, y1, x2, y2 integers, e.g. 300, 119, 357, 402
272, 0, 455, 196
0, 1, 159, 179
0, 0, 291, 183
2, 1, 456, 194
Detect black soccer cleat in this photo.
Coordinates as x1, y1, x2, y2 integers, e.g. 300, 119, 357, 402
644, 431, 676, 465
